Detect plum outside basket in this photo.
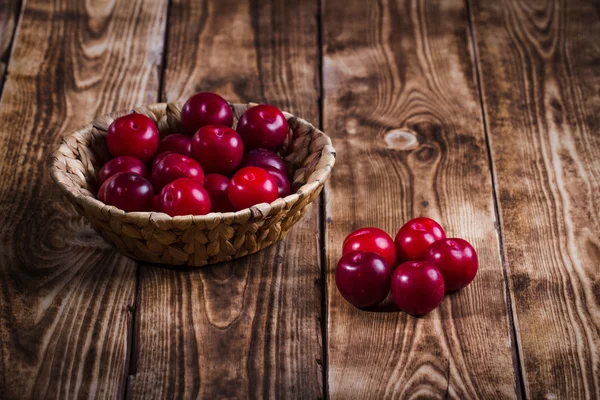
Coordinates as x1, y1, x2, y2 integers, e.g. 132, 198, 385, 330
50, 102, 336, 267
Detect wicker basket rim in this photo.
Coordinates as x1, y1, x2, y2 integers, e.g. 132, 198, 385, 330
49, 101, 336, 225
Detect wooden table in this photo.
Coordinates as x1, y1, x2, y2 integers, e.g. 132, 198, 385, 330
1, 0, 598, 398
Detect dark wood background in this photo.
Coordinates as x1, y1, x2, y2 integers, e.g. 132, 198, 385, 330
0, 0, 598, 398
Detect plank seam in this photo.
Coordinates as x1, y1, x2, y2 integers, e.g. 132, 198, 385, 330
123, 0, 172, 398
122, 265, 141, 400
158, 0, 172, 102
317, 0, 328, 398
0, 1, 23, 392
464, 1, 527, 398
0, 0, 24, 101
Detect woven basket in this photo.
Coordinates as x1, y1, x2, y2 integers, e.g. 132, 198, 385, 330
49, 102, 335, 267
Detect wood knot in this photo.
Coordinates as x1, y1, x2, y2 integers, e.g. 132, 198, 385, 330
384, 129, 418, 150
345, 118, 359, 135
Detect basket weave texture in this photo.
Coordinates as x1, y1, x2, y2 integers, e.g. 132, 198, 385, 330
50, 102, 335, 267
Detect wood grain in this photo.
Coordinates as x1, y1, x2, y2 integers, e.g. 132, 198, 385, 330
323, 0, 518, 398
469, 0, 600, 398
126, 0, 323, 398
0, 0, 167, 397
0, 0, 21, 84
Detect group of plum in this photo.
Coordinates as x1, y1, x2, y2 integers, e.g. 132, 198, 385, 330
96, 92, 292, 216
337, 218, 478, 316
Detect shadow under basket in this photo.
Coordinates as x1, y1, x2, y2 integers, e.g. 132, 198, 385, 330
50, 102, 336, 267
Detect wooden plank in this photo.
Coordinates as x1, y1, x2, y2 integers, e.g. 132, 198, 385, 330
469, 0, 600, 398
0, 0, 21, 85
0, 0, 167, 397
126, 0, 323, 398
323, 0, 518, 398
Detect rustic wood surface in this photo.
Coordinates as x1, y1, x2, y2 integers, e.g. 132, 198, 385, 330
469, 0, 600, 398
0, 0, 167, 398
323, 0, 516, 398
0, 0, 598, 398
126, 0, 323, 398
